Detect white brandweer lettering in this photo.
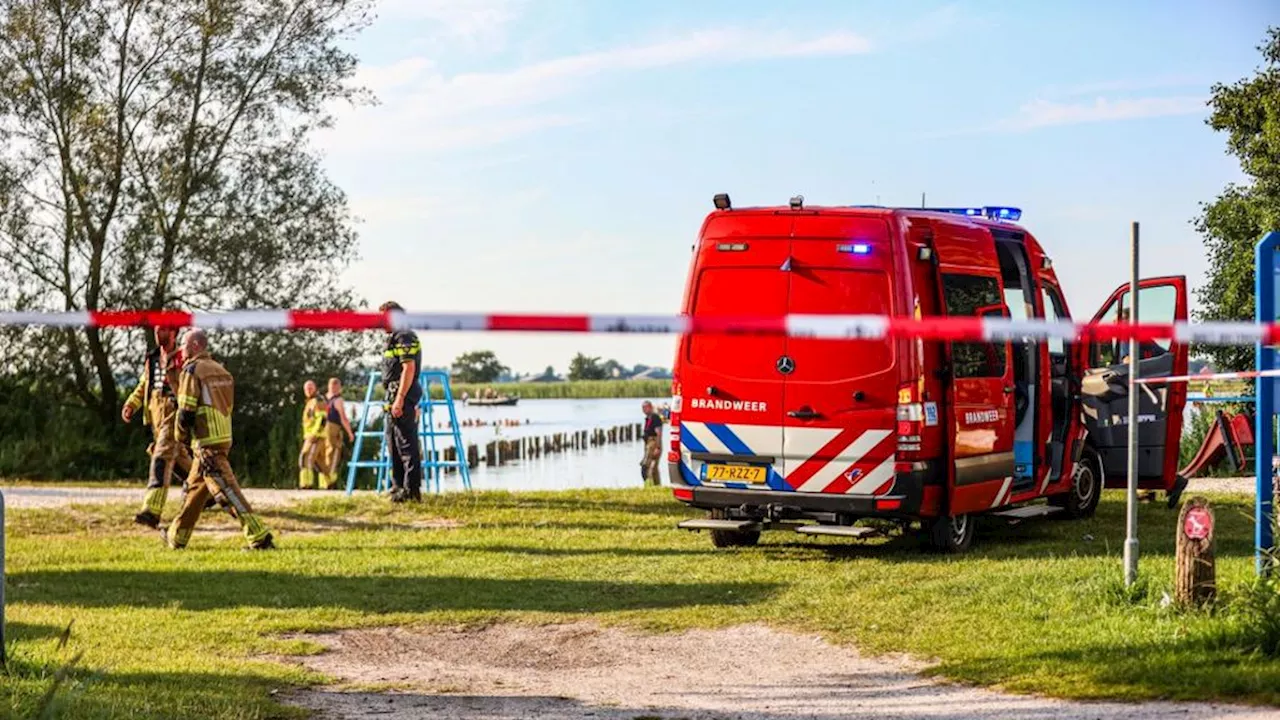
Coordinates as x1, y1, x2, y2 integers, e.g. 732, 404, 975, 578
964, 409, 1000, 425
690, 397, 768, 412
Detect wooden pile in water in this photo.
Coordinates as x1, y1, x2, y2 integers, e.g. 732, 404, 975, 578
423, 422, 644, 472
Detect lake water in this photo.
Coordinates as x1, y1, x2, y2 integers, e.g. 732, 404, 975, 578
344, 397, 673, 494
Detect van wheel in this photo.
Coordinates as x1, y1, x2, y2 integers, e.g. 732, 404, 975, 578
1050, 445, 1102, 519
927, 513, 974, 553
708, 508, 760, 548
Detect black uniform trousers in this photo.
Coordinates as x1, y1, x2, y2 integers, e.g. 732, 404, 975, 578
385, 407, 422, 494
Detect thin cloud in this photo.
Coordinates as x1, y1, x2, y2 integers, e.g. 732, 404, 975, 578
370, 27, 873, 118
1001, 95, 1208, 130
375, 0, 528, 50
1040, 75, 1211, 98
925, 94, 1209, 138
324, 25, 874, 155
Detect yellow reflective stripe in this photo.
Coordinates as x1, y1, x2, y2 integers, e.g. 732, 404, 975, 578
178, 395, 197, 410
197, 408, 233, 445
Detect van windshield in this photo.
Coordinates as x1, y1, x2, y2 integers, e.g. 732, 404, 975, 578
686, 266, 788, 380
785, 267, 894, 382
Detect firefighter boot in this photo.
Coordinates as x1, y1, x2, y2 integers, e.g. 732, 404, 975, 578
320, 472, 338, 490
298, 468, 315, 489
135, 456, 172, 528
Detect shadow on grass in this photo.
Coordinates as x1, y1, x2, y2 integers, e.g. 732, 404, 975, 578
298, 543, 714, 558
10, 570, 781, 614
3, 621, 68, 643
971, 635, 1280, 705
3, 662, 292, 720
737, 496, 1262, 563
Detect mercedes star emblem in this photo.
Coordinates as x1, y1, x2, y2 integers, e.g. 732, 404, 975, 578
776, 355, 795, 374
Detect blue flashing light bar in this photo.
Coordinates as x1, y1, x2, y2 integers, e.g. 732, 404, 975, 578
838, 243, 871, 254
922, 206, 1023, 222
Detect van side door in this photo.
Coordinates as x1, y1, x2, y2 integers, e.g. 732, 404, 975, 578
940, 271, 1017, 512
1080, 276, 1189, 492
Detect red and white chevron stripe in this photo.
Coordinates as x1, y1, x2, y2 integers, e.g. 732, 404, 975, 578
1, 309, 1279, 346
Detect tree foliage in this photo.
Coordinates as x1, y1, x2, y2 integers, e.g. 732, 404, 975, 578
0, 0, 378, 482
568, 352, 608, 381
0, 0, 375, 423
1194, 26, 1280, 371
451, 350, 507, 384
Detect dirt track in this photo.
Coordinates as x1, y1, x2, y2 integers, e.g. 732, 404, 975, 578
0, 484, 368, 509
288, 622, 1276, 720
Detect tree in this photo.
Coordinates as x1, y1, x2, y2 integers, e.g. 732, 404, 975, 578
452, 350, 507, 384
1194, 26, 1280, 372
601, 358, 626, 379
0, 0, 375, 422
568, 353, 608, 381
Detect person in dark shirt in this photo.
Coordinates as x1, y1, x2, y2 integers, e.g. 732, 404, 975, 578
640, 400, 663, 487
379, 301, 423, 503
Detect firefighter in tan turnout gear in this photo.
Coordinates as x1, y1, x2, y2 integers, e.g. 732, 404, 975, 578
322, 377, 354, 490
121, 325, 194, 528
162, 328, 275, 550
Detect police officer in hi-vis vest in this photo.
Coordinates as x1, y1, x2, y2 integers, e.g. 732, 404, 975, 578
379, 301, 423, 503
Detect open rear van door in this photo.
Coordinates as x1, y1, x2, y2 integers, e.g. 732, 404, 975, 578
1079, 276, 1189, 501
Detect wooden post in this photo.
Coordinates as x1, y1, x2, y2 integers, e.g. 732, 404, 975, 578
485, 441, 496, 467
1175, 496, 1216, 607
467, 444, 479, 468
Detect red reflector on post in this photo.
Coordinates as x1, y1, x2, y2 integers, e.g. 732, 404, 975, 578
667, 451, 680, 462
673, 487, 694, 501
876, 498, 902, 511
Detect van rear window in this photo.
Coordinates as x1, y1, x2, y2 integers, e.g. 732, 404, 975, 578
785, 268, 894, 381
686, 267, 788, 379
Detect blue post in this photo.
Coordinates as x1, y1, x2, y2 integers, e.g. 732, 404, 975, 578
1254, 231, 1278, 574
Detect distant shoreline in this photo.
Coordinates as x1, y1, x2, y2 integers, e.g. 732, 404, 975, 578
432, 378, 672, 400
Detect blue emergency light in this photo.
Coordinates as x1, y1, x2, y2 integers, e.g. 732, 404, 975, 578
922, 206, 1022, 222
838, 243, 871, 254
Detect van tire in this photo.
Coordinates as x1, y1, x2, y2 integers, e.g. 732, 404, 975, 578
1050, 445, 1102, 519
708, 508, 760, 548
927, 513, 974, 553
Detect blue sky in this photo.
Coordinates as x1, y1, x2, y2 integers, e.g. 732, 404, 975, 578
314, 0, 1273, 375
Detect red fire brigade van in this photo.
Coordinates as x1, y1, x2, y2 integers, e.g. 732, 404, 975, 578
668, 194, 1189, 552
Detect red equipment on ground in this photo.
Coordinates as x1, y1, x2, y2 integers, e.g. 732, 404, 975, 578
1179, 410, 1255, 478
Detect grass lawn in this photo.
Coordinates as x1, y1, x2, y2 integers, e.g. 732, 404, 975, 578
2, 488, 1278, 719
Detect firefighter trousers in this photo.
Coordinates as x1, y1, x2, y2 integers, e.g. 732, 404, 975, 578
641, 436, 661, 487
322, 423, 345, 490
167, 449, 272, 549
142, 395, 193, 518
298, 434, 328, 488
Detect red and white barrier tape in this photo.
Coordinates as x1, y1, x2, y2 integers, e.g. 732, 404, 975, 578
1134, 369, 1280, 385
1, 309, 1279, 346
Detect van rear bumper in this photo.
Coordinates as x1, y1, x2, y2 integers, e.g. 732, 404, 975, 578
669, 461, 938, 518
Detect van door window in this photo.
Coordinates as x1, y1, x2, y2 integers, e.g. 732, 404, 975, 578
1090, 285, 1176, 368
1041, 285, 1069, 356
942, 274, 1006, 378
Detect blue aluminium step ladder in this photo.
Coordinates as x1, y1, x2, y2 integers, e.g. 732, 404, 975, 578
344, 369, 472, 495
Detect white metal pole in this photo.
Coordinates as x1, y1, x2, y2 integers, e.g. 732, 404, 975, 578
1124, 221, 1140, 586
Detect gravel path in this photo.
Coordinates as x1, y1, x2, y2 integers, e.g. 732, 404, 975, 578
0, 484, 369, 509
287, 622, 1275, 720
